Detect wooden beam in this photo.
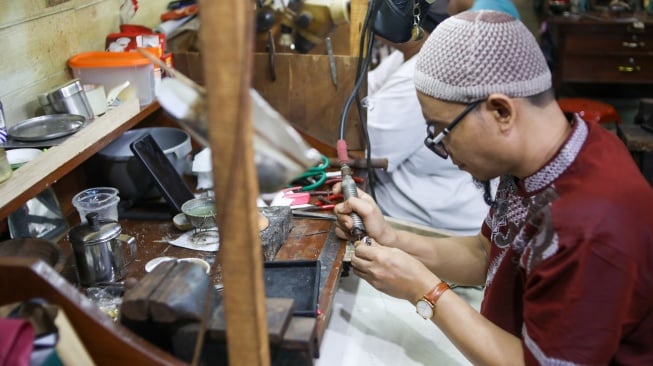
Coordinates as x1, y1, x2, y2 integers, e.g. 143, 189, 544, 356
197, 1, 270, 366
349, 0, 369, 56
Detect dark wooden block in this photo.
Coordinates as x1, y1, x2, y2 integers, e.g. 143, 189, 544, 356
171, 298, 296, 363
121, 260, 217, 323
260, 206, 293, 261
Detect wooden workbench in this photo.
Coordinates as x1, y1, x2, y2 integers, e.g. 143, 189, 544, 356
51, 213, 346, 363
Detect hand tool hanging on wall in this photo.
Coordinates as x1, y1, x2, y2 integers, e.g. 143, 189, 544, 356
325, 37, 338, 89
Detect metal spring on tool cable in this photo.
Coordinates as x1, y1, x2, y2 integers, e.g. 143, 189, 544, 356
349, 213, 365, 238
341, 176, 366, 237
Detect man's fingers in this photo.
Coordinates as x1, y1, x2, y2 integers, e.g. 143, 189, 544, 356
352, 236, 373, 248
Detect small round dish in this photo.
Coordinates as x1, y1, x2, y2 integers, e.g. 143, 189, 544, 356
6, 148, 43, 170
144, 256, 177, 272
8, 114, 86, 142
144, 257, 211, 274
178, 257, 211, 274
172, 212, 193, 231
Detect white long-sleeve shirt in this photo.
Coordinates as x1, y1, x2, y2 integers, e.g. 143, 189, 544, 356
366, 50, 489, 235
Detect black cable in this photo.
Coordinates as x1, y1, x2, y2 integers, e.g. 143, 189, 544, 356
337, 0, 381, 200
357, 32, 378, 200
353, 0, 376, 89
338, 0, 379, 140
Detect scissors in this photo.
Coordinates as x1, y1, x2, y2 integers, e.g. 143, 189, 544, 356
290, 155, 330, 191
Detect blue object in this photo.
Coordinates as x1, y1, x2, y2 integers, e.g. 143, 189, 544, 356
471, 0, 521, 19
167, 0, 196, 11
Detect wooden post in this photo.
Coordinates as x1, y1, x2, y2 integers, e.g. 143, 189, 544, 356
197, 1, 270, 366
349, 0, 369, 56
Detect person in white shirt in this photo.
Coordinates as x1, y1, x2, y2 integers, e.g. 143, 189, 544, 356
368, 3, 480, 235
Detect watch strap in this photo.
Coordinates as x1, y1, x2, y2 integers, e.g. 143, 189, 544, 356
421, 282, 450, 309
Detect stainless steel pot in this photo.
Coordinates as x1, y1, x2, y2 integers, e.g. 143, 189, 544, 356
44, 79, 94, 120
92, 127, 191, 200
68, 212, 137, 286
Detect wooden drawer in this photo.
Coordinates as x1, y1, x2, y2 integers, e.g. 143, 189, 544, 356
561, 54, 653, 83
564, 31, 653, 54
549, 16, 653, 90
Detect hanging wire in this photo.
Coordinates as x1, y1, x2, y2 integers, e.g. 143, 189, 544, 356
338, 0, 381, 200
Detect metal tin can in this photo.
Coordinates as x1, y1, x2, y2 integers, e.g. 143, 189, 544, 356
46, 79, 94, 120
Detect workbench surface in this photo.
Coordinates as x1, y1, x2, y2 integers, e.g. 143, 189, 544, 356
56, 214, 347, 359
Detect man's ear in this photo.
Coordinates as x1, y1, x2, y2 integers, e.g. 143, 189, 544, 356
486, 94, 514, 124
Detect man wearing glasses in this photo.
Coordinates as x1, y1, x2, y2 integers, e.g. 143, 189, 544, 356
334, 10, 653, 365
366, 1, 499, 236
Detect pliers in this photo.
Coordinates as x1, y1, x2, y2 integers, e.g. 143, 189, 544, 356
314, 193, 343, 210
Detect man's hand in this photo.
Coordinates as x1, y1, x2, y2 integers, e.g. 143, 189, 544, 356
351, 237, 440, 302
331, 183, 398, 246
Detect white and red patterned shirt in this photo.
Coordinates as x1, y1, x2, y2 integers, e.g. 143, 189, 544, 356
481, 116, 653, 365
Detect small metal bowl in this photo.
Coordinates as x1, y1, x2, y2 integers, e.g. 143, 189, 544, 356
181, 197, 217, 231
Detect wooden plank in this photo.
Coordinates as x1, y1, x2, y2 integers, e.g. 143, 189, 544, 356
171, 298, 295, 364
199, 297, 295, 344
0, 98, 142, 220
273, 316, 317, 365
171, 51, 367, 153
275, 219, 346, 350
252, 53, 365, 151
349, 0, 368, 56
122, 260, 178, 322
0, 257, 185, 365
197, 1, 271, 365
148, 261, 215, 323
279, 316, 317, 350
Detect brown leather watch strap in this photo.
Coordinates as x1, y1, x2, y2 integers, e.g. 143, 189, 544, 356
422, 282, 450, 307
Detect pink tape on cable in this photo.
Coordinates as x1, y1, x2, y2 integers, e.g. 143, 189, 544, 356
337, 140, 349, 163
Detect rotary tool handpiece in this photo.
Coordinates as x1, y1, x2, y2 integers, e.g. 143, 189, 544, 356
340, 164, 366, 240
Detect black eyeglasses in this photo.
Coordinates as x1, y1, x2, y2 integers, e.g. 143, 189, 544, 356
424, 101, 482, 159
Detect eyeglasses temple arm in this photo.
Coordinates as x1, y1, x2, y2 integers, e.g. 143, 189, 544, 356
432, 129, 450, 144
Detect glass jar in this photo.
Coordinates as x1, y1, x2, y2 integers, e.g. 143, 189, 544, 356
0, 146, 12, 183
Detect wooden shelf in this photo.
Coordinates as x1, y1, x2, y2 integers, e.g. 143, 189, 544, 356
0, 257, 185, 365
0, 99, 160, 220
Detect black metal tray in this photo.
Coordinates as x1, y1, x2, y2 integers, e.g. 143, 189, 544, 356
264, 260, 320, 317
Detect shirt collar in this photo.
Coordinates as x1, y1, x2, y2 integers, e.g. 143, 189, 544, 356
517, 114, 588, 194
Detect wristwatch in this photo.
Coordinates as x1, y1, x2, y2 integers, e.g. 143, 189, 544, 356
415, 282, 450, 319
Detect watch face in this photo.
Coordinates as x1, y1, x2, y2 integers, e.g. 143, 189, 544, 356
416, 300, 434, 319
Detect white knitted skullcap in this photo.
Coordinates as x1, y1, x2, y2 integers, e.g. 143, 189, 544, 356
414, 10, 551, 103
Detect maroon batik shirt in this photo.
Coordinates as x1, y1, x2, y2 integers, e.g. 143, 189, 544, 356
480, 117, 653, 365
